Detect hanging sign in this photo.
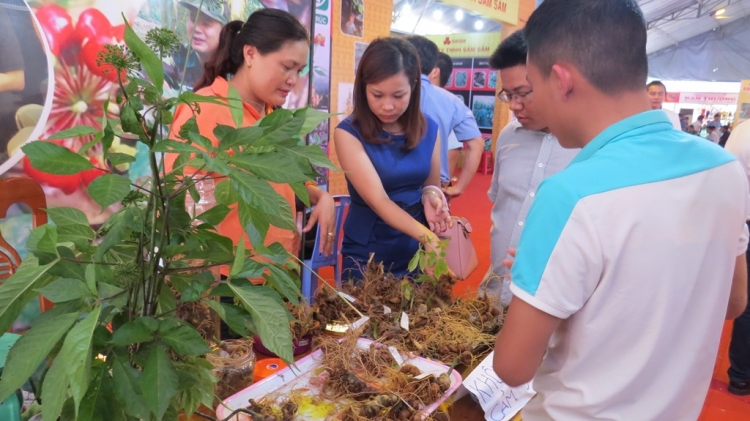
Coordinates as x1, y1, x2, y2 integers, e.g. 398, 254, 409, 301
440, 0, 519, 25
425, 32, 502, 59
735, 80, 750, 126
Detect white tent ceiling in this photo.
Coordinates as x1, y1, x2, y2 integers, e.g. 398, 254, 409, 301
391, 0, 750, 55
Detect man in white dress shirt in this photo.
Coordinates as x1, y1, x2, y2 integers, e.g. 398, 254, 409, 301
647, 80, 682, 130
478, 30, 579, 307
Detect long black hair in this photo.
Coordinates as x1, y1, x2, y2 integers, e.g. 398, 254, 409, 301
195, 8, 309, 90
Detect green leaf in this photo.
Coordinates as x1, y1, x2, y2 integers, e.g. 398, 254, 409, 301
78, 364, 122, 421
407, 251, 420, 273
88, 174, 132, 210
37, 278, 92, 303
0, 312, 79, 402
120, 105, 145, 141
228, 153, 310, 183
228, 284, 294, 363
188, 131, 213, 151
41, 354, 70, 421
215, 180, 239, 206
157, 286, 177, 316
106, 152, 137, 167
230, 171, 282, 214
177, 116, 199, 141
46, 207, 89, 226
297, 108, 335, 136
266, 195, 297, 231
159, 321, 211, 357
26, 225, 59, 260
238, 202, 270, 254
46, 125, 100, 140
123, 19, 163, 92
56, 224, 95, 245
264, 266, 300, 305
230, 240, 245, 278
227, 85, 244, 128
200, 152, 231, 176
98, 282, 126, 308
235, 259, 266, 279
174, 358, 216, 417
215, 125, 266, 151
22, 141, 94, 175
206, 300, 254, 337
0, 258, 58, 332
112, 357, 150, 420
277, 144, 338, 171
195, 204, 230, 226
177, 91, 227, 107
291, 182, 310, 207
50, 248, 85, 280
254, 109, 301, 146
94, 215, 128, 259
110, 319, 154, 347
152, 139, 201, 153
59, 306, 101, 414
141, 346, 179, 419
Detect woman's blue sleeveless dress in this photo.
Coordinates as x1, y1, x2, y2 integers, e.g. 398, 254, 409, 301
336, 115, 439, 280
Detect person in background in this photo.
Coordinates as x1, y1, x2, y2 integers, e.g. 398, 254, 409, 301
647, 80, 681, 130
720, 124, 731, 147
405, 36, 484, 199
429, 52, 463, 182
493, 1, 749, 420
713, 112, 723, 127
693, 114, 705, 133
687, 124, 698, 135
724, 119, 750, 396
166, 8, 335, 272
479, 29, 579, 308
680, 114, 689, 131
334, 38, 450, 280
707, 122, 721, 143
164, 0, 230, 92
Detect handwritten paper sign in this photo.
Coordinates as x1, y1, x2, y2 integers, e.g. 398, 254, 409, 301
463, 352, 535, 421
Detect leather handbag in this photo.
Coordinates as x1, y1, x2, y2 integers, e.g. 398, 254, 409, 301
439, 216, 478, 280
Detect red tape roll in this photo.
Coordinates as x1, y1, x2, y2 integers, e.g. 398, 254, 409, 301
253, 358, 287, 383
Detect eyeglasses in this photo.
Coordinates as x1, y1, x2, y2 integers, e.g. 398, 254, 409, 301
498, 90, 533, 103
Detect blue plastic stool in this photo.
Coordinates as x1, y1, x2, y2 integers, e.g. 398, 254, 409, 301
300, 195, 350, 303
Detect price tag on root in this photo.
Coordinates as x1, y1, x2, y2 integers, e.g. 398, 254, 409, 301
414, 372, 433, 380
400, 312, 410, 331
338, 292, 357, 303
388, 346, 405, 367
383, 306, 392, 315
350, 316, 370, 331
464, 352, 535, 421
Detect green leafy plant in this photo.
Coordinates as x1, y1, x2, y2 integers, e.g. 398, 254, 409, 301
0, 21, 334, 421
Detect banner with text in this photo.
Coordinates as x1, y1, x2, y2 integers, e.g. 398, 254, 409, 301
440, 0, 518, 25
665, 92, 739, 105
426, 32, 502, 59
735, 80, 750, 126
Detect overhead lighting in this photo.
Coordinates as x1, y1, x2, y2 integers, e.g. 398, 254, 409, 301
474, 20, 484, 30
433, 9, 442, 19
455, 9, 464, 21
402, 3, 411, 15
714, 8, 726, 17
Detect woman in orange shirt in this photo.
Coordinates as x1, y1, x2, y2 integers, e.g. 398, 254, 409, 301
167, 8, 335, 268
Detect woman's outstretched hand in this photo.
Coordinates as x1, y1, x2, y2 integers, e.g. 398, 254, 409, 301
304, 192, 336, 256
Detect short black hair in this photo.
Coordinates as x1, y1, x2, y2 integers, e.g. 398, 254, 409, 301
405, 35, 438, 75
489, 30, 527, 70
698, 115, 704, 120
647, 80, 667, 92
525, 0, 648, 95
435, 53, 453, 87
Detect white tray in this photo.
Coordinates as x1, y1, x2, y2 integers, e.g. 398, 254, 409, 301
216, 338, 463, 420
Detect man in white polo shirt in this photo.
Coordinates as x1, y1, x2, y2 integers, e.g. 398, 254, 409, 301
647, 80, 682, 130
492, 1, 750, 420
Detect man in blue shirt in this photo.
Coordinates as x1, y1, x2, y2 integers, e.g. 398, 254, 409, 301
405, 36, 483, 199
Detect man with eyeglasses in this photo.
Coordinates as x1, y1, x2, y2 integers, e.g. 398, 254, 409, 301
478, 30, 579, 307
647, 80, 682, 130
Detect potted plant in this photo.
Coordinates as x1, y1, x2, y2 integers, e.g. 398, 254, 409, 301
0, 21, 334, 421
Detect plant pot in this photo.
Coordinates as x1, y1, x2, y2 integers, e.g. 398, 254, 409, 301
252, 334, 311, 357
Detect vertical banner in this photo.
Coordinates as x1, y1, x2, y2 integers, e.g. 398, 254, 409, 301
310, 0, 332, 189
735, 80, 750, 127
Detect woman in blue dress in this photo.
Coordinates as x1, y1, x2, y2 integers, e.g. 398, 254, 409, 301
334, 38, 451, 280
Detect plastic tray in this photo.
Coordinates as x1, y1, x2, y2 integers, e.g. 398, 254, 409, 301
216, 338, 463, 420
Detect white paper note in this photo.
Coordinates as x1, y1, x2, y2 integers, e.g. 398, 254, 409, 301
400, 312, 410, 331
463, 352, 536, 421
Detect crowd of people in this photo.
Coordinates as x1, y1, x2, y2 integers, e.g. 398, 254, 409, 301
165, 0, 749, 419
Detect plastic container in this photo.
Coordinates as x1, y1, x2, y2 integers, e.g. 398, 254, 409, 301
253, 334, 312, 357
253, 358, 287, 383
208, 341, 256, 400
184, 177, 216, 224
